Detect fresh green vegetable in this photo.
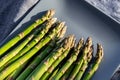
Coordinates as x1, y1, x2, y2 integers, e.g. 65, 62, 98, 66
6, 18, 57, 66
83, 44, 104, 80
0, 9, 55, 57
16, 25, 66, 80
0, 21, 64, 79
26, 35, 74, 80
52, 38, 84, 80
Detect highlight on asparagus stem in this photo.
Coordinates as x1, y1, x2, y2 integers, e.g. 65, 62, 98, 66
0, 9, 55, 56
16, 25, 66, 80
6, 18, 57, 66
0, 21, 64, 80
52, 38, 84, 80
26, 35, 75, 80
83, 43, 104, 80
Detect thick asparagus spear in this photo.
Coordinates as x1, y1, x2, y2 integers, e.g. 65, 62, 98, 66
60, 64, 74, 80
75, 46, 93, 80
0, 21, 64, 79
40, 38, 75, 80
68, 37, 92, 80
26, 35, 74, 80
0, 31, 36, 68
52, 38, 84, 80
0, 9, 55, 56
49, 68, 59, 80
6, 18, 57, 65
5, 61, 28, 80
83, 44, 104, 80
16, 26, 66, 80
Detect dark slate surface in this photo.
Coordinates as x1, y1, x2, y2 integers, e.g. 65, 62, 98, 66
0, 0, 39, 43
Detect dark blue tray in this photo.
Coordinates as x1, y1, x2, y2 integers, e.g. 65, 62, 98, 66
1, 0, 120, 79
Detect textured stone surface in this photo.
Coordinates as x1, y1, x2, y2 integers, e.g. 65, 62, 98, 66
85, 0, 120, 23
0, 0, 39, 43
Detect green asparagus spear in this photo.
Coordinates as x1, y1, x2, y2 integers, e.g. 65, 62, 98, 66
0, 9, 55, 56
26, 35, 74, 80
49, 68, 59, 80
6, 18, 57, 65
75, 46, 93, 80
0, 21, 64, 80
83, 44, 104, 80
16, 25, 66, 80
60, 64, 74, 80
40, 38, 75, 80
5, 61, 28, 80
0, 32, 35, 68
52, 38, 84, 80
68, 37, 92, 80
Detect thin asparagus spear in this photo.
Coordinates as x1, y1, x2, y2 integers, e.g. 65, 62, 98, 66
6, 18, 57, 65
26, 35, 74, 80
75, 46, 93, 80
52, 38, 84, 80
16, 26, 66, 80
68, 37, 92, 80
40, 38, 75, 80
0, 9, 55, 56
0, 21, 64, 80
83, 44, 104, 80
60, 64, 74, 80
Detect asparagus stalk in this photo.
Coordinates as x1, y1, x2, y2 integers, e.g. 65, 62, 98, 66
5, 61, 28, 80
0, 9, 55, 56
60, 64, 74, 80
16, 25, 66, 80
40, 38, 75, 80
52, 38, 84, 80
75, 46, 93, 80
6, 18, 57, 65
49, 68, 59, 80
26, 35, 74, 80
83, 44, 104, 80
0, 31, 36, 68
68, 37, 92, 80
0, 21, 64, 80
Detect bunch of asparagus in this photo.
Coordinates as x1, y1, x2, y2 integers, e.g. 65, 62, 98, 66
0, 9, 104, 80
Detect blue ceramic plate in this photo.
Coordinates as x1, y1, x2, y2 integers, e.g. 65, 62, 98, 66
1, 0, 120, 80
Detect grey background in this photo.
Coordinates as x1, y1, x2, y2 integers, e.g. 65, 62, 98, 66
1, 0, 120, 80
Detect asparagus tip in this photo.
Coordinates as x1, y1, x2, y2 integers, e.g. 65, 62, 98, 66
46, 9, 55, 18
97, 43, 104, 59
57, 26, 67, 39
63, 34, 75, 49
51, 18, 57, 23
76, 37, 84, 49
